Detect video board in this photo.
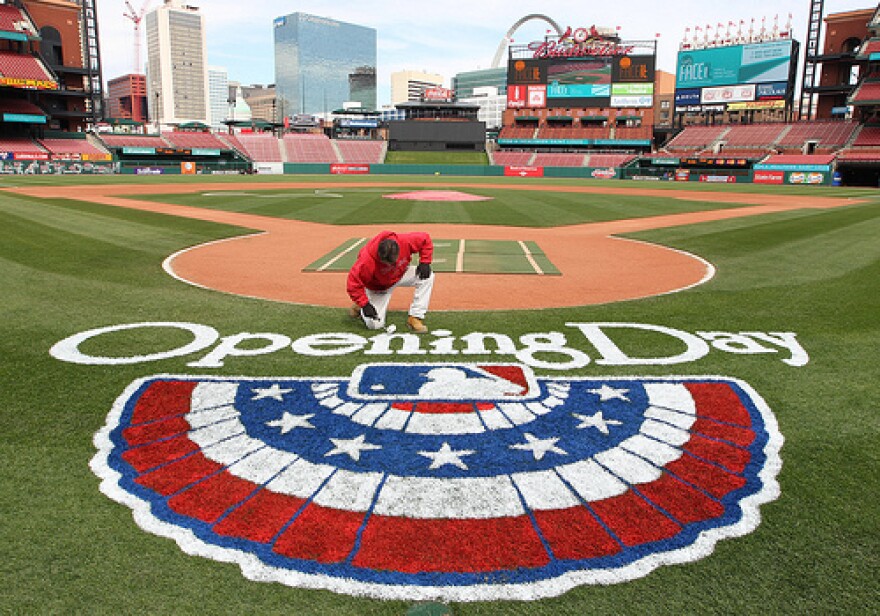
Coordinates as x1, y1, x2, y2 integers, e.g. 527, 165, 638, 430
507, 54, 656, 109
674, 40, 797, 112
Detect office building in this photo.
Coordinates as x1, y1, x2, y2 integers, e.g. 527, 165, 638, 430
391, 70, 445, 105
207, 67, 229, 130
452, 67, 507, 100
145, 0, 210, 127
273, 12, 377, 116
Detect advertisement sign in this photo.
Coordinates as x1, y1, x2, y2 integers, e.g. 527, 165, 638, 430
675, 169, 691, 181
0, 76, 58, 90
699, 174, 738, 183
2, 113, 46, 124
424, 87, 453, 102
753, 170, 784, 184
508, 59, 546, 85
756, 82, 788, 100
180, 161, 196, 175
612, 83, 654, 95
726, 100, 786, 110
611, 55, 655, 82
330, 164, 370, 175
674, 89, 701, 106
527, 85, 547, 107
590, 168, 616, 179
610, 95, 653, 108
504, 166, 543, 177
677, 40, 794, 89
789, 172, 825, 184
507, 85, 527, 108
700, 84, 756, 104
122, 146, 156, 155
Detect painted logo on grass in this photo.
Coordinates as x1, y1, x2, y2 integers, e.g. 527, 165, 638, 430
91, 364, 782, 601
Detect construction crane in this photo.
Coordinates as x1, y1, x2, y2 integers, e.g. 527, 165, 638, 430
123, 1, 152, 124
123, 0, 151, 73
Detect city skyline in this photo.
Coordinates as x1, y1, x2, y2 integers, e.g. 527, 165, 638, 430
97, 0, 873, 109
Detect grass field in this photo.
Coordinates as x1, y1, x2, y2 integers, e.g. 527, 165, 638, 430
1, 175, 878, 614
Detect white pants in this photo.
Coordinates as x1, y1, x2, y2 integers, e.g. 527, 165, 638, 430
362, 265, 434, 330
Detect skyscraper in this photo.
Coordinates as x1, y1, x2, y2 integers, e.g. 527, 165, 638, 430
390, 70, 445, 105
273, 12, 377, 116
207, 67, 229, 130
145, 0, 210, 127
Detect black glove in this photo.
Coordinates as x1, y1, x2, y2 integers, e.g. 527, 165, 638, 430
361, 302, 378, 319
416, 263, 432, 280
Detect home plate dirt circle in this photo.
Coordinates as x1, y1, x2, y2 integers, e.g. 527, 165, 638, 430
6, 181, 861, 312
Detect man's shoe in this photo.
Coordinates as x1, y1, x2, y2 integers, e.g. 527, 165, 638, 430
406, 316, 428, 334
348, 303, 361, 319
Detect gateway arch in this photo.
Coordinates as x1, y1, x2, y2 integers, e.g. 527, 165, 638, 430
491, 14, 564, 68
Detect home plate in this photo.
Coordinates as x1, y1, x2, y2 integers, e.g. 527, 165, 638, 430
383, 190, 493, 202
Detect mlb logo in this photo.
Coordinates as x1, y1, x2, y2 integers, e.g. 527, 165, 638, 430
92, 363, 782, 601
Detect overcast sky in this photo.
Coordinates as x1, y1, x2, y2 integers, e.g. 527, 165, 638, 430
97, 0, 874, 106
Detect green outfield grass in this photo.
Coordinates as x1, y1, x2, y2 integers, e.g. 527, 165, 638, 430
1, 175, 878, 615
383, 150, 490, 165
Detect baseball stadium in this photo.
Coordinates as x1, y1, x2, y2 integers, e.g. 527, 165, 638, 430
1, 1, 879, 614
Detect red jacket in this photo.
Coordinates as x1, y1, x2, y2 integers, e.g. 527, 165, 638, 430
347, 231, 433, 307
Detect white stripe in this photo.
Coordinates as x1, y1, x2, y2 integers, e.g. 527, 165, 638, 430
332, 402, 364, 417
456, 239, 466, 272
527, 401, 552, 416
317, 237, 366, 272
557, 459, 628, 502
373, 475, 523, 518
312, 468, 383, 512
518, 240, 544, 275
350, 403, 388, 427
373, 407, 410, 430
405, 412, 485, 434
595, 448, 663, 485
200, 433, 264, 465
266, 457, 335, 499
192, 382, 238, 411
226, 447, 299, 484
497, 402, 538, 425
186, 405, 238, 428
640, 418, 691, 447
480, 407, 514, 430
188, 418, 243, 448
644, 406, 696, 430
317, 395, 343, 409
619, 434, 683, 467
644, 383, 696, 414
512, 469, 581, 510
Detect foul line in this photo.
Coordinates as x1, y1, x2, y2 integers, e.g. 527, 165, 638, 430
317, 238, 366, 272
518, 241, 544, 275
456, 239, 466, 273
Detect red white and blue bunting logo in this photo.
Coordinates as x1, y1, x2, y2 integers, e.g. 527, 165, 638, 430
91, 364, 782, 601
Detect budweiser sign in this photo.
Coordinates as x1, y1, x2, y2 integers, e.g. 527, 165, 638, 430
531, 26, 634, 59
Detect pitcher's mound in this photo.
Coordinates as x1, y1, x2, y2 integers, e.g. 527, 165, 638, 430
384, 190, 493, 202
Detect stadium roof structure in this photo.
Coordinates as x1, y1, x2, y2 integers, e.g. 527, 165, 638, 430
331, 108, 379, 116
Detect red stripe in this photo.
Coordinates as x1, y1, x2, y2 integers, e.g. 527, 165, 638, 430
692, 418, 755, 447
273, 503, 365, 564
665, 453, 746, 499
213, 489, 307, 544
480, 365, 528, 390
123, 416, 189, 446
122, 435, 198, 473
135, 451, 222, 495
590, 491, 681, 547
168, 470, 258, 524
352, 515, 550, 573
131, 380, 197, 425
685, 434, 751, 474
637, 473, 724, 524
686, 382, 752, 427
532, 507, 620, 560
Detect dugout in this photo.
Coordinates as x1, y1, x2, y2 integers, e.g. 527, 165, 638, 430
387, 101, 485, 152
